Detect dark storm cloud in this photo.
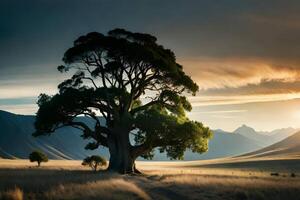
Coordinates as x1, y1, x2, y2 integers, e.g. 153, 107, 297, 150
3, 0, 300, 131
1, 0, 300, 97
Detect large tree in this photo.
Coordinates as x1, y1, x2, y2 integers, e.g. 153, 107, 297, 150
34, 29, 212, 174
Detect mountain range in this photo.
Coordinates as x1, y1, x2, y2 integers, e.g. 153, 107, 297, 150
0, 110, 298, 160
233, 124, 296, 147
178, 125, 298, 160
0, 110, 107, 159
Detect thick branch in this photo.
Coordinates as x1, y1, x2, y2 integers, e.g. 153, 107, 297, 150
67, 121, 109, 147
130, 100, 160, 114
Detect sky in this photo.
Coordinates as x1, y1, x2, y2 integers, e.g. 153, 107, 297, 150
1, 0, 300, 131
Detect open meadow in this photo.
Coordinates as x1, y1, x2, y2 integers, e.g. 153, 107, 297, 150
1, 156, 300, 200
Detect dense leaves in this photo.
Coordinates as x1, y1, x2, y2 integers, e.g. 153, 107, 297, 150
134, 106, 211, 159
34, 28, 212, 173
82, 155, 107, 172
29, 150, 48, 167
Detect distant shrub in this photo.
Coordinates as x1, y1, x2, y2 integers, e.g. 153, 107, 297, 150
82, 155, 107, 172
291, 173, 296, 178
29, 150, 48, 167
270, 172, 279, 176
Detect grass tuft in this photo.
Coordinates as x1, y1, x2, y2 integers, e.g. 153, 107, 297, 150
0, 187, 23, 200
45, 178, 150, 200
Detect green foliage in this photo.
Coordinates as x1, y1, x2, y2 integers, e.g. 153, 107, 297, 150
82, 155, 107, 171
34, 28, 212, 166
61, 28, 198, 94
134, 106, 212, 159
29, 150, 48, 167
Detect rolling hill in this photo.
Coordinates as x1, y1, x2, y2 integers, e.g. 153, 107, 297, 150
182, 125, 298, 160
240, 131, 300, 158
0, 110, 108, 160
182, 129, 263, 160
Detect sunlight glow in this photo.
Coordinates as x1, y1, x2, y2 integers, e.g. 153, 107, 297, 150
189, 93, 300, 106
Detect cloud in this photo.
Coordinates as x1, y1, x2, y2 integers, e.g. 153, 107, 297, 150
0, 63, 67, 99
0, 79, 59, 99
189, 98, 300, 131
194, 110, 248, 114
202, 80, 300, 96
188, 93, 300, 107
1, 0, 300, 107
179, 57, 300, 95
0, 104, 37, 115
0, 97, 36, 105
247, 15, 300, 29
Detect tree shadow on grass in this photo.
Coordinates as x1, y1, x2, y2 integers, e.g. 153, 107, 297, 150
0, 168, 116, 192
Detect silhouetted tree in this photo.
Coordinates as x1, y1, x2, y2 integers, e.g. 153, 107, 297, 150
33, 29, 212, 174
29, 150, 48, 167
82, 155, 107, 172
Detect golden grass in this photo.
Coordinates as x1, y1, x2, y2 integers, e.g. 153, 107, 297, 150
0, 159, 299, 199
45, 179, 150, 200
155, 174, 300, 200
161, 173, 300, 189
0, 187, 23, 200
0, 159, 83, 170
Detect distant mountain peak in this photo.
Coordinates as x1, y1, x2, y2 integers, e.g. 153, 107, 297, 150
233, 124, 257, 134
212, 129, 227, 133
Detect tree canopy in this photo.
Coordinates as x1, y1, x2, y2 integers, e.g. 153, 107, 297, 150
34, 28, 212, 173
82, 155, 107, 172
29, 150, 48, 167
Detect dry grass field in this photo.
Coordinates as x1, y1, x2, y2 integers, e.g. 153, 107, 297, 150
0, 157, 300, 200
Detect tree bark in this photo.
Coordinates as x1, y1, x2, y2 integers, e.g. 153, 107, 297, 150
107, 128, 136, 174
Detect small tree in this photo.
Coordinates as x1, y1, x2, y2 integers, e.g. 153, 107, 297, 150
29, 150, 48, 167
82, 155, 107, 172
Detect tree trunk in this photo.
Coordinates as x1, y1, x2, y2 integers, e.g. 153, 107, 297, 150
107, 128, 136, 174
94, 163, 98, 172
